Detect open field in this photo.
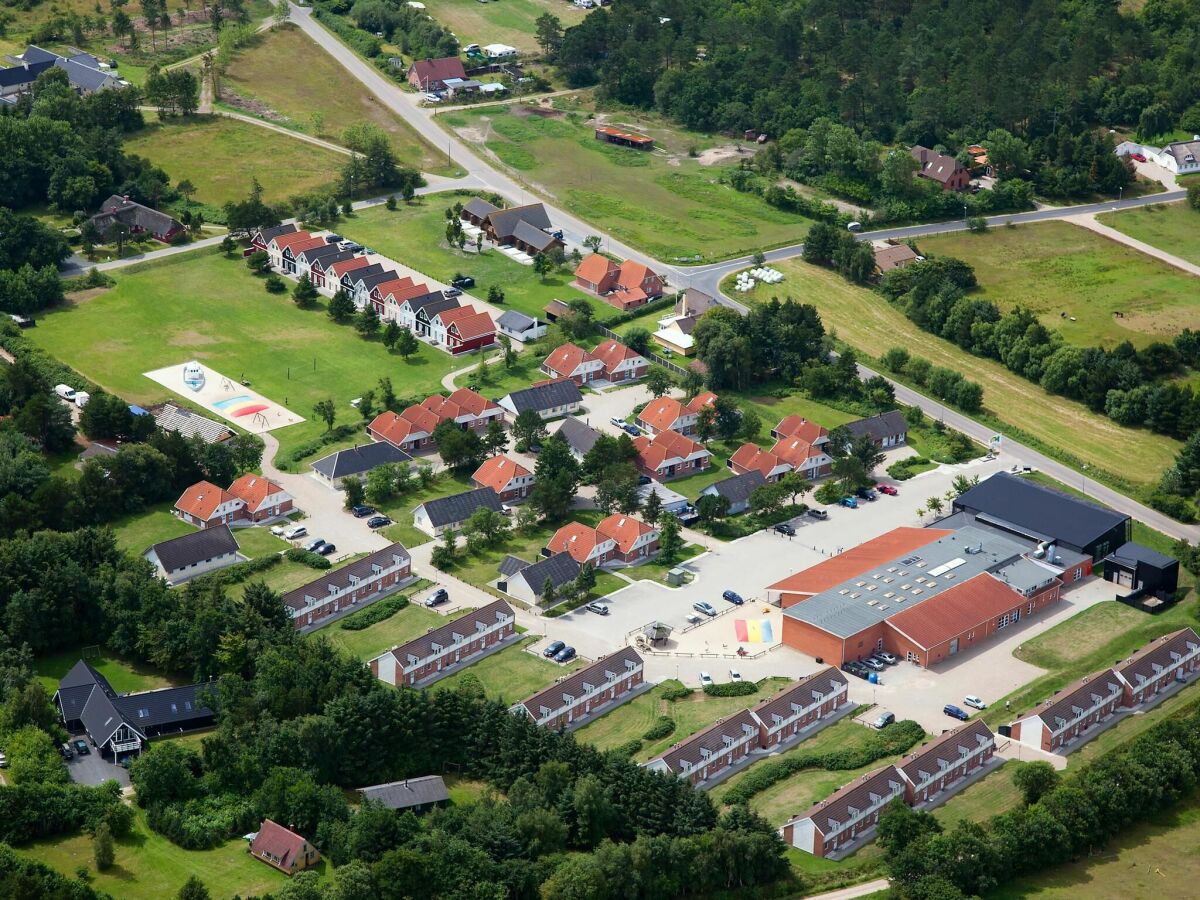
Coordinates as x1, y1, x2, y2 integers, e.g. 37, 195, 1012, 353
441, 104, 815, 262
1097, 202, 1200, 267
221, 25, 457, 176
930, 760, 1024, 828
34, 648, 176, 696
736, 259, 1181, 486
435, 635, 583, 702
320, 581, 440, 660
124, 114, 345, 206
428, 0, 592, 53
913, 221, 1200, 349
993, 796, 1200, 899
339, 198, 610, 322
27, 249, 459, 461
17, 809, 299, 900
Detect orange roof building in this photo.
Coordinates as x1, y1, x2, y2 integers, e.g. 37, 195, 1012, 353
591, 338, 647, 382
548, 521, 615, 565
729, 443, 791, 481
572, 253, 664, 311
541, 342, 603, 384
472, 455, 534, 502
772, 415, 828, 444
597, 513, 660, 561
633, 429, 711, 480
636, 392, 715, 436
227, 474, 293, 522
174, 480, 244, 527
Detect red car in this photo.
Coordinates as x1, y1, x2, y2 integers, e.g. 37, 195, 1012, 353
1131, 152, 1147, 162
876, 484, 899, 496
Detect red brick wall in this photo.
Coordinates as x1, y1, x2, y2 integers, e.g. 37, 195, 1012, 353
762, 694, 844, 749
782, 617, 847, 665
539, 668, 643, 729
400, 620, 514, 685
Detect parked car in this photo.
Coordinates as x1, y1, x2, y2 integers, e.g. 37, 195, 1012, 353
60, 743, 74, 760
73, 739, 90, 755
553, 645, 576, 663
444, 287, 462, 298
693, 601, 717, 617
283, 525, 308, 540
270, 524, 286, 536
862, 657, 885, 672
451, 274, 475, 289
873, 711, 895, 729
699, 671, 714, 687
585, 601, 610, 615
637, 474, 652, 485
855, 487, 878, 501
609, 416, 623, 427
367, 515, 391, 528
317, 543, 336, 556
722, 590, 744, 606
304, 537, 326, 553
1131, 152, 1147, 162
876, 484, 898, 496
807, 508, 829, 520
875, 650, 899, 665
54, 384, 76, 401
351, 505, 375, 518
623, 423, 641, 436
543, 640, 566, 658
847, 221, 863, 233
839, 496, 858, 508
729, 668, 743, 682
774, 522, 796, 536
963, 695, 988, 710
325, 233, 343, 244
841, 661, 870, 680
425, 588, 450, 607
943, 704, 970, 721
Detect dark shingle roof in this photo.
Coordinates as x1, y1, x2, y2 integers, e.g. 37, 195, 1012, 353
411, 293, 457, 317
898, 720, 994, 785
311, 442, 412, 479
555, 417, 601, 456
359, 775, 449, 810
418, 487, 503, 528
387, 599, 515, 668
356, 269, 401, 292
463, 197, 500, 220
953, 471, 1129, 550
514, 648, 643, 720
56, 660, 115, 723
256, 223, 298, 244
512, 220, 559, 252
499, 555, 531, 577
503, 380, 583, 414
703, 470, 766, 505
91, 195, 182, 237
149, 525, 239, 573
20, 45, 59, 64
655, 709, 760, 774
115, 684, 214, 732
751, 667, 848, 728
510, 552, 580, 596
1105, 541, 1176, 570
487, 203, 552, 239
55, 57, 119, 91
281, 543, 410, 611
844, 410, 908, 442
498, 310, 537, 332
0, 59, 52, 87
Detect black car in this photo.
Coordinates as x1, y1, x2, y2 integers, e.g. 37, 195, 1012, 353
367, 515, 391, 529
543, 640, 566, 659
425, 588, 450, 608
351, 505, 375, 518
722, 590, 744, 606
553, 646, 577, 663
806, 508, 829, 520
855, 487, 878, 501
317, 543, 336, 556
451, 274, 475, 289
637, 474, 652, 486
774, 522, 796, 536
73, 739, 90, 755
325, 233, 343, 244
60, 743, 74, 760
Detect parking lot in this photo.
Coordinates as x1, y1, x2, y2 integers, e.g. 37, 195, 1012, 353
64, 745, 130, 787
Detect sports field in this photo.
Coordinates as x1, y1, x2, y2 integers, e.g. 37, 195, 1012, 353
1097, 202, 1200, 267
221, 25, 458, 176
913, 221, 1200, 348
27, 249, 460, 460
124, 115, 344, 205
735, 259, 1181, 487
442, 104, 815, 262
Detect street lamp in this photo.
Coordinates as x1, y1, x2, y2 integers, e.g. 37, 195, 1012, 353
1081, 464, 1089, 496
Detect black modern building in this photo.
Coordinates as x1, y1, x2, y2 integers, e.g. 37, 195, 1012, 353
1103, 542, 1180, 598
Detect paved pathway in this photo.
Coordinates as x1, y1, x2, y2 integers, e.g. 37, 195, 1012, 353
1067, 211, 1200, 277
801, 878, 890, 900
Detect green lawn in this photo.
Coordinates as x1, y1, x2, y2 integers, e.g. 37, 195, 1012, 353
110, 502, 292, 557
1097, 201, 1200, 267
914, 221, 1200, 349
435, 635, 583, 703
1072, 685, 1200, 768
735, 258, 1181, 488
28, 249, 460, 462
34, 649, 176, 698
221, 25, 458, 176
338, 199, 610, 322
378, 472, 476, 548
320, 581, 443, 660
626, 544, 705, 582
669, 446, 740, 500
17, 809, 301, 900
428, 0, 593, 53
124, 114, 346, 206
441, 104, 815, 262
930, 760, 1024, 828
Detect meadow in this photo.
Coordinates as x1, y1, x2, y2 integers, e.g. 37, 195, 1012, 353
1096, 201, 1200, 267
428, 0, 593, 53
435, 636, 583, 703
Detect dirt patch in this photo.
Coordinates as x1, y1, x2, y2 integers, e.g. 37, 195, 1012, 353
66, 287, 113, 305
513, 104, 564, 119
218, 88, 290, 124
696, 144, 748, 166
168, 329, 219, 347
459, 125, 489, 144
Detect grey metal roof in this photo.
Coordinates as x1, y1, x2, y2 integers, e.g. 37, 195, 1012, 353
499, 555, 530, 577
81, 686, 134, 747
356, 269, 401, 291
418, 487, 503, 527
555, 417, 601, 456
702, 470, 766, 505
55, 660, 115, 723
359, 775, 449, 810
413, 293, 458, 318
115, 684, 214, 733
55, 57, 119, 91
503, 380, 582, 413
953, 472, 1129, 551
149, 525, 239, 573
510, 552, 580, 596
311, 442, 412, 479
497, 310, 537, 332
463, 197, 499, 220
636, 481, 689, 512
783, 525, 1030, 639
21, 45, 59, 64
511, 220, 559, 252
153, 403, 231, 443
256, 223, 298, 244
281, 543, 410, 611
1105, 541, 1176, 570
843, 410, 907, 442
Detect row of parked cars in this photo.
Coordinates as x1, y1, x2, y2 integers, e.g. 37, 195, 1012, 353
842, 650, 899, 680
351, 505, 393, 529
839, 483, 899, 509
542, 641, 577, 663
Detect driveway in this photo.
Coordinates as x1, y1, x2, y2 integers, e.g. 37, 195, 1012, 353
65, 748, 130, 787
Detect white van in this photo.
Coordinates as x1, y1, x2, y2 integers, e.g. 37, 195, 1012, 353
54, 384, 76, 401
847, 221, 863, 233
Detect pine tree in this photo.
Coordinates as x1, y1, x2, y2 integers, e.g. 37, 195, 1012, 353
328, 288, 355, 322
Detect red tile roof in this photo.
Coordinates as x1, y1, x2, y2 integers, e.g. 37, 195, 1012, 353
886, 573, 1029, 651
637, 396, 687, 433
326, 256, 371, 278
448, 310, 496, 341
574, 253, 616, 284
372, 276, 416, 298
472, 455, 530, 494
227, 474, 287, 514
771, 436, 823, 468
445, 388, 499, 418
370, 404, 440, 445
548, 521, 607, 563
592, 338, 640, 373
634, 429, 708, 471
250, 819, 310, 867
270, 231, 315, 252
285, 236, 327, 257
730, 442, 787, 478
773, 415, 827, 443
543, 342, 596, 377
174, 480, 237, 521
769, 527, 953, 601
434, 305, 475, 328
409, 56, 467, 86
597, 513, 656, 553
687, 391, 718, 413
616, 260, 656, 290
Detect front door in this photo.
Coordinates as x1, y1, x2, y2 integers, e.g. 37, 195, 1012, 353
949, 638, 959, 655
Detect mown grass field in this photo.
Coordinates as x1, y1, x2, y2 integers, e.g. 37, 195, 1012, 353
930, 760, 1024, 828
339, 198, 610, 322
17, 809, 300, 900
124, 114, 345, 205
913, 221, 1200, 349
429, 0, 593, 53
34, 648, 176, 696
441, 104, 815, 262
435, 635, 583, 702
320, 581, 442, 660
221, 25, 458, 176
27, 249, 460, 461
1097, 202, 1200, 267
736, 258, 1181, 487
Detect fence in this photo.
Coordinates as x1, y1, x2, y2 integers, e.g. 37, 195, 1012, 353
1115, 586, 1179, 615
595, 324, 690, 377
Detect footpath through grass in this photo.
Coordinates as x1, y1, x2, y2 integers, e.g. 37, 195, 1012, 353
1097, 201, 1200, 267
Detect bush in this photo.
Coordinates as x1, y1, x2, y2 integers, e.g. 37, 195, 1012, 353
264, 274, 286, 294
1148, 492, 1197, 523
285, 548, 332, 569
660, 683, 693, 702
703, 680, 759, 697
641, 717, 676, 741
190, 553, 281, 588
887, 456, 931, 481
339, 594, 410, 631
610, 739, 643, 758
813, 481, 844, 505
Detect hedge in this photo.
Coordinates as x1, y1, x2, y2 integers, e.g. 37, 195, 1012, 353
703, 680, 759, 697
887, 456, 931, 481
660, 684, 694, 702
0, 328, 99, 395
339, 594, 410, 631
0, 781, 126, 846
641, 717, 676, 741
190, 553, 281, 588
722, 719, 925, 806
285, 547, 333, 569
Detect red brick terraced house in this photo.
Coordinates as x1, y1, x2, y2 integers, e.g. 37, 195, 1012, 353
422, 388, 505, 431
282, 542, 411, 630
750, 668, 850, 750
645, 708, 761, 787
781, 765, 907, 858
636, 392, 718, 437
548, 521, 617, 567
592, 338, 648, 382
370, 598, 516, 687
173, 480, 244, 528
368, 405, 443, 453
633, 429, 712, 481
472, 455, 534, 503
541, 342, 604, 385
729, 443, 792, 482
226, 474, 292, 523
597, 513, 660, 563
770, 434, 833, 482
510, 647, 645, 730
249, 820, 319, 876
1114, 627, 1200, 708
897, 720, 996, 807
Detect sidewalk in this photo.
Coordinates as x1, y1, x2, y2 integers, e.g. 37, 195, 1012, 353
1068, 212, 1200, 277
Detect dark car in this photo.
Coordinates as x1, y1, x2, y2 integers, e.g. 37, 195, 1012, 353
60, 743, 74, 760
623, 423, 641, 436
367, 515, 391, 529
637, 474, 652, 486
553, 645, 577, 663
543, 640, 566, 658
425, 588, 450, 608
943, 704, 970, 721
841, 661, 870, 680
325, 233, 343, 244
451, 275, 475, 289
807, 508, 829, 520
722, 590, 744, 606
774, 522, 796, 536
73, 739, 90, 755
317, 543, 336, 556
855, 487, 878, 501
351, 505, 375, 518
